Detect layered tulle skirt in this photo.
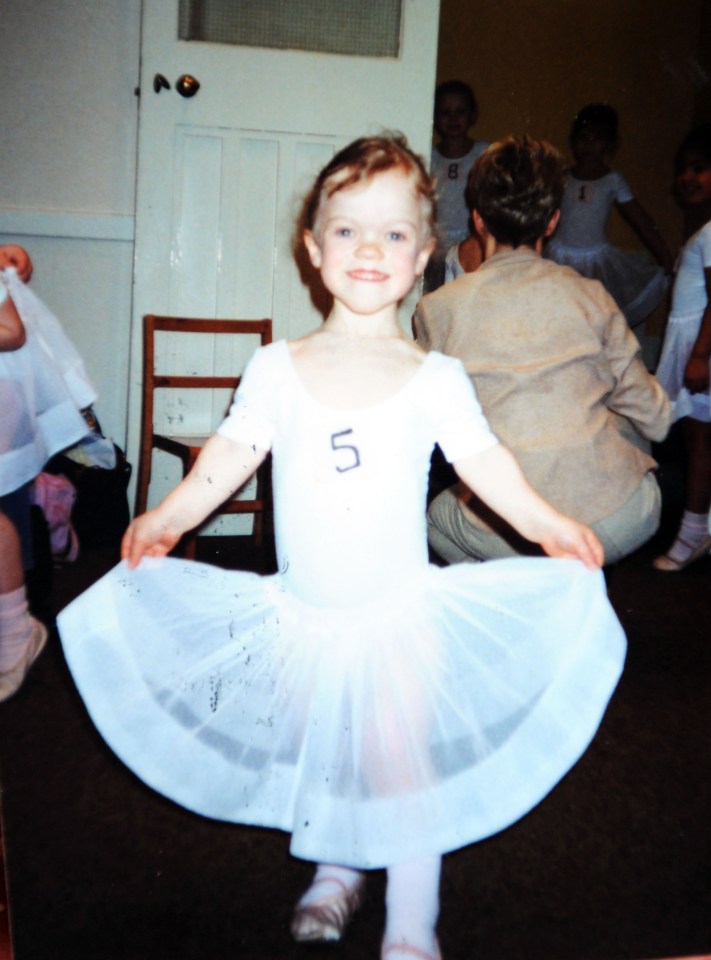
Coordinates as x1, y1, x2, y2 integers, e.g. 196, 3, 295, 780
58, 555, 625, 868
0, 271, 95, 495
656, 308, 711, 423
546, 239, 669, 328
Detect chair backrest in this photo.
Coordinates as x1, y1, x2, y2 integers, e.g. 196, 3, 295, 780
142, 315, 272, 439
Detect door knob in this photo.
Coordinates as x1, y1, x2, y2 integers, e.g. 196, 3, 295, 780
153, 73, 171, 93
176, 74, 200, 98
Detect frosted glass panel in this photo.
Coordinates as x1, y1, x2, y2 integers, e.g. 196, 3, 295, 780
179, 0, 401, 57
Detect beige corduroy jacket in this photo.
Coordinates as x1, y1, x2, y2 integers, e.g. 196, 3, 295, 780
413, 247, 672, 525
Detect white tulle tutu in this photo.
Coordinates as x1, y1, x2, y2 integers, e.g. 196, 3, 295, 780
545, 239, 669, 328
58, 555, 625, 868
655, 308, 711, 423
0, 270, 95, 495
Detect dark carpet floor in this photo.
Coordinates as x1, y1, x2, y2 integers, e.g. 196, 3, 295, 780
0, 439, 709, 960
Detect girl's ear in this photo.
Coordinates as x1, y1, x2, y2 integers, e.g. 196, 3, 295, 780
303, 230, 322, 269
544, 209, 561, 238
416, 237, 436, 275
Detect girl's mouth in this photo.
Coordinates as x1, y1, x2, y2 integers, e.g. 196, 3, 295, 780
348, 270, 388, 282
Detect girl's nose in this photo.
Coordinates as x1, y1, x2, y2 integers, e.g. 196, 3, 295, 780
356, 237, 383, 258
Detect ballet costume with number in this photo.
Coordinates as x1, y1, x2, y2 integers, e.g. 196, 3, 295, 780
655, 220, 711, 423
58, 341, 625, 869
430, 141, 489, 252
546, 171, 669, 328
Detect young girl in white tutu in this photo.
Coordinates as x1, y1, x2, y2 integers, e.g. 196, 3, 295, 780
654, 124, 711, 571
58, 135, 626, 960
546, 103, 672, 330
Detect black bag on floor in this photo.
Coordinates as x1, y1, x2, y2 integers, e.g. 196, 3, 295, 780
46, 411, 132, 551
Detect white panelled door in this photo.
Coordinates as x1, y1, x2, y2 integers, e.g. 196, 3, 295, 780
128, 0, 440, 520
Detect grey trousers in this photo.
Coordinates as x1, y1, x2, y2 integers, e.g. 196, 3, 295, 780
427, 471, 662, 566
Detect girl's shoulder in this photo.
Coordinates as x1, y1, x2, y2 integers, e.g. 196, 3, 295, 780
687, 220, 711, 260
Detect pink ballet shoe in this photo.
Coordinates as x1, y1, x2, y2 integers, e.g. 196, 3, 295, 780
652, 533, 711, 572
290, 874, 365, 942
0, 618, 48, 703
381, 941, 442, 960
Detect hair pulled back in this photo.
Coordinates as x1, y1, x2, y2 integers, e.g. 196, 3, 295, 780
301, 133, 436, 241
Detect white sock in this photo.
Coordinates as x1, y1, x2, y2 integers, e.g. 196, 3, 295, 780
0, 586, 33, 672
298, 862, 363, 906
383, 855, 441, 957
667, 510, 710, 563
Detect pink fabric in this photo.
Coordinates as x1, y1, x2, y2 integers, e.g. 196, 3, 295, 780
31, 472, 79, 562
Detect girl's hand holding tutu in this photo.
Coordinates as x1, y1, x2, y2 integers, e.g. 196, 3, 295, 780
122, 433, 267, 568
121, 509, 184, 568
535, 514, 604, 569
0, 245, 33, 284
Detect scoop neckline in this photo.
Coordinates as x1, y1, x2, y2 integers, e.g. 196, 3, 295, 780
278, 339, 434, 415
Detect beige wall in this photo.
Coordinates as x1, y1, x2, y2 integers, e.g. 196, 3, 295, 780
435, 0, 709, 276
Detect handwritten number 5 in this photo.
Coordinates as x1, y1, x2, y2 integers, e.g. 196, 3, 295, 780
331, 429, 361, 473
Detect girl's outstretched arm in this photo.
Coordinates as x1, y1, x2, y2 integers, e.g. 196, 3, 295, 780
617, 199, 674, 273
454, 444, 604, 569
683, 267, 711, 394
122, 433, 268, 568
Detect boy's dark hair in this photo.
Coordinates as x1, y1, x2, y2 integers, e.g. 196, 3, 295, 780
434, 80, 477, 117
675, 122, 711, 168
570, 103, 619, 144
467, 136, 566, 248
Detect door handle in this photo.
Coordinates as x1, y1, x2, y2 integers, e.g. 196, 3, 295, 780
176, 74, 200, 98
153, 74, 171, 93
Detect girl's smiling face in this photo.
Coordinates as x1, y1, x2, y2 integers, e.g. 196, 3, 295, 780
304, 169, 434, 318
675, 148, 711, 208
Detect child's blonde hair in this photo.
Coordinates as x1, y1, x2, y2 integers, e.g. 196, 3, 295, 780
301, 134, 436, 241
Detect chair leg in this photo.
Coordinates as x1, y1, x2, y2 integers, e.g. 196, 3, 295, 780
135, 447, 153, 516
182, 533, 198, 560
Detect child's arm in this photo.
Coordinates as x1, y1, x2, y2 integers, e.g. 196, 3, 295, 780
0, 246, 33, 284
453, 443, 604, 569
617, 199, 674, 273
0, 288, 25, 352
122, 433, 268, 568
683, 267, 711, 394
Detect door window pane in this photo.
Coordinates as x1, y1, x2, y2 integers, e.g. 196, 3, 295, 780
179, 0, 401, 57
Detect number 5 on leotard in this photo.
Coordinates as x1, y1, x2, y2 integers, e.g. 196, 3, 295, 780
331, 429, 361, 473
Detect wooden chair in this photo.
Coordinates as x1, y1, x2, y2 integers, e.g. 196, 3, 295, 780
135, 314, 272, 559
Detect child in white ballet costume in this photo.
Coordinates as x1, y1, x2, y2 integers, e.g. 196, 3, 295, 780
546, 103, 672, 330
654, 123, 711, 571
58, 135, 626, 960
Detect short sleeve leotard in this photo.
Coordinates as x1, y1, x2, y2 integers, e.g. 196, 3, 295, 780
430, 141, 489, 252
545, 171, 668, 327
655, 220, 711, 423
58, 341, 625, 869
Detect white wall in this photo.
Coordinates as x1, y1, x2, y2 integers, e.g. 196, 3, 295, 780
0, 0, 141, 447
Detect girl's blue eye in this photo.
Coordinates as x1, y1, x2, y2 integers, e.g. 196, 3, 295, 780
335, 227, 353, 238
388, 231, 406, 242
